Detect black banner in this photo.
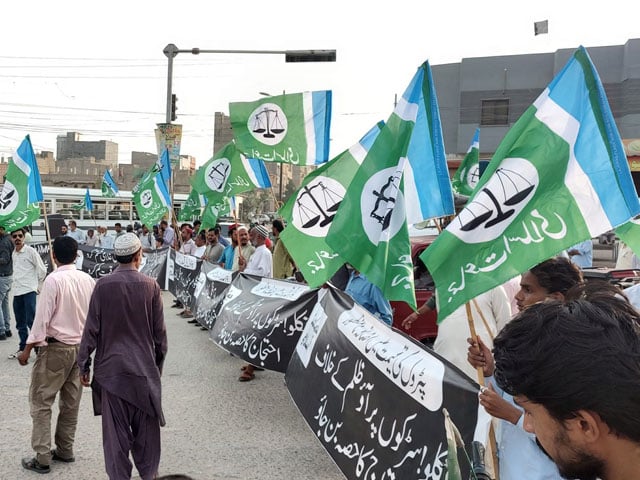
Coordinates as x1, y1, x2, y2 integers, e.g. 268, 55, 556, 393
192, 264, 235, 329
168, 249, 203, 308
32, 242, 169, 286
78, 245, 118, 277
210, 273, 318, 373
285, 286, 483, 480
140, 247, 169, 289
32, 242, 54, 274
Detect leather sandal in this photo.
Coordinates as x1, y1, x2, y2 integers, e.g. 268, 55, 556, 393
238, 371, 255, 382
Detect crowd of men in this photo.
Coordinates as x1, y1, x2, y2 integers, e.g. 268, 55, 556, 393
3, 214, 639, 480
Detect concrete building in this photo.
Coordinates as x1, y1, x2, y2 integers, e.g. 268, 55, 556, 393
432, 38, 640, 157
56, 131, 118, 165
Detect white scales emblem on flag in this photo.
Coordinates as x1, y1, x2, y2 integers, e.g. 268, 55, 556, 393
291, 176, 345, 237
248, 102, 288, 146
451, 157, 539, 243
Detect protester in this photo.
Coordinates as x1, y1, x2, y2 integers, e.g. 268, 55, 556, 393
9, 228, 47, 359
237, 225, 272, 278
237, 225, 272, 382
60, 224, 68, 236
231, 226, 254, 272
0, 225, 14, 341
493, 293, 640, 480
86, 229, 99, 247
66, 220, 87, 244
434, 285, 511, 380
98, 226, 114, 249
271, 219, 294, 279
216, 224, 230, 248
113, 222, 125, 239
160, 220, 175, 248
345, 266, 392, 326
466, 256, 582, 480
218, 224, 238, 270
78, 233, 167, 480
193, 230, 207, 259
18, 236, 95, 474
203, 228, 224, 263
567, 238, 593, 268
178, 225, 196, 256
139, 224, 156, 252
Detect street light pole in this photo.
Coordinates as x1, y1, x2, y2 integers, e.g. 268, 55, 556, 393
162, 45, 336, 125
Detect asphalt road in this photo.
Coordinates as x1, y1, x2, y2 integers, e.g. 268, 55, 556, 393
0, 291, 344, 480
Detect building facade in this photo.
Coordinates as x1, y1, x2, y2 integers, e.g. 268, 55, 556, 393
432, 38, 640, 157
56, 131, 118, 165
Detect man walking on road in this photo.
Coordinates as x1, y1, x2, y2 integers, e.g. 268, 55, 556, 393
0, 225, 14, 341
78, 233, 167, 480
18, 236, 95, 474
9, 227, 47, 359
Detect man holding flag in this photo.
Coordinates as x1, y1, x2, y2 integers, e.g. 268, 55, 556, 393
422, 46, 640, 321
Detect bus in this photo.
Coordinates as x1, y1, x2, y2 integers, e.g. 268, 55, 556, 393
28, 186, 189, 242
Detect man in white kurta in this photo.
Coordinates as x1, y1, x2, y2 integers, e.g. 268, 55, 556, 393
237, 225, 272, 381
433, 285, 511, 381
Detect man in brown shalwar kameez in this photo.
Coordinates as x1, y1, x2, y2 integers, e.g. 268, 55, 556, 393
78, 233, 167, 480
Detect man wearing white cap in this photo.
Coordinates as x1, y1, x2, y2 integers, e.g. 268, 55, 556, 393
238, 225, 272, 382
238, 225, 272, 278
78, 233, 167, 480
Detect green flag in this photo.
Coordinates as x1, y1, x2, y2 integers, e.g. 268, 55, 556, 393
443, 409, 463, 480
278, 122, 383, 287
324, 64, 434, 309
191, 142, 271, 202
178, 190, 206, 222
230, 91, 331, 166
421, 47, 640, 321
451, 128, 480, 196
615, 218, 640, 257
0, 136, 42, 231
101, 170, 119, 198
200, 197, 232, 230
133, 168, 171, 227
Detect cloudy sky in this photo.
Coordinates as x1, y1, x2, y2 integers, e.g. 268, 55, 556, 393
0, 0, 637, 166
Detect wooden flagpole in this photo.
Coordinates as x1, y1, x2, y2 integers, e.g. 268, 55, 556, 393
465, 302, 500, 480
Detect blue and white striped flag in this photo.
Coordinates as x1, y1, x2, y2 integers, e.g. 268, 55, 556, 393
156, 147, 172, 189
191, 142, 271, 201
230, 91, 332, 166
102, 169, 119, 197
403, 62, 455, 225
423, 46, 640, 320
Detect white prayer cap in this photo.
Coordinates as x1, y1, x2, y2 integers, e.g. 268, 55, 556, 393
114, 232, 142, 256
253, 224, 269, 239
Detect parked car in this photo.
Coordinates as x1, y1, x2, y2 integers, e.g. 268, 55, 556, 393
390, 234, 439, 345
581, 267, 640, 289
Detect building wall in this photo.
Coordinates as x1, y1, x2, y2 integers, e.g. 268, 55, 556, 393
432, 38, 640, 156
213, 112, 233, 155
56, 131, 118, 164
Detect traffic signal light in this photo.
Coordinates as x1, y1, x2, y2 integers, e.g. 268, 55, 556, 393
171, 94, 178, 121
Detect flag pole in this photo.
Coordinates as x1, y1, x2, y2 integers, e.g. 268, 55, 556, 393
465, 302, 500, 480
40, 202, 56, 270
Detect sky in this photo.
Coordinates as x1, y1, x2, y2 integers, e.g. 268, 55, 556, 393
1, 1, 638, 167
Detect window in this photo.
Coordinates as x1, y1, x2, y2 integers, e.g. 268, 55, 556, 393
481, 99, 509, 126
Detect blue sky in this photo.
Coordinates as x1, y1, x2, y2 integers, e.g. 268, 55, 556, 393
0, 0, 637, 166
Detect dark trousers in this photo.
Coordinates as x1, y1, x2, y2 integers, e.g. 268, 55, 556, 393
101, 389, 161, 480
13, 291, 37, 351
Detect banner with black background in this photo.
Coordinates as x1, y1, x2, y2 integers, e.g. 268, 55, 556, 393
31, 242, 488, 479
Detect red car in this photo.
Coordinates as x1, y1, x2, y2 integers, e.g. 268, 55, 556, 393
391, 234, 439, 345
